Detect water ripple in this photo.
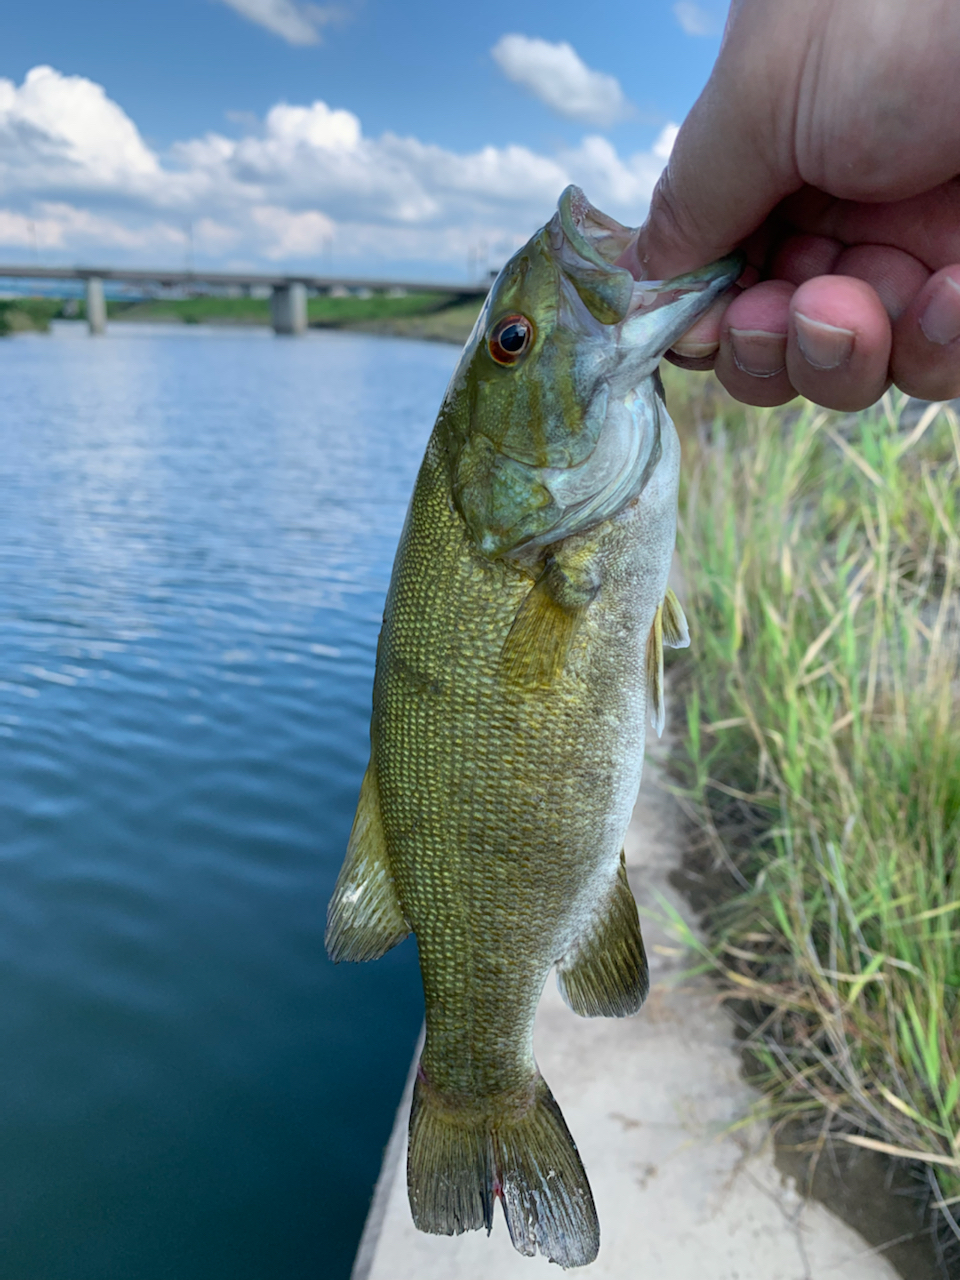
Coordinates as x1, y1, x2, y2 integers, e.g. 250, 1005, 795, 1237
0, 325, 455, 1279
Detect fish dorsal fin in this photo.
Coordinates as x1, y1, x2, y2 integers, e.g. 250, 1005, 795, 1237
500, 552, 600, 689
325, 764, 409, 962
556, 851, 648, 1017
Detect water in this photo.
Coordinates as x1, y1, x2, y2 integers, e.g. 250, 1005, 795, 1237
0, 323, 458, 1279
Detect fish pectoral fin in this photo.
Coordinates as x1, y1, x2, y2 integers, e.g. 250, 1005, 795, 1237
500, 578, 582, 690
499, 551, 599, 690
556, 852, 648, 1018
662, 587, 690, 648
325, 763, 409, 963
408, 1068, 599, 1268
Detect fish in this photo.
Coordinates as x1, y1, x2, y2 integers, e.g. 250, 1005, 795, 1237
326, 186, 741, 1268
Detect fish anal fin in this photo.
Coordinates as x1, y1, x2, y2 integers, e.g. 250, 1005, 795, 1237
662, 587, 690, 649
325, 764, 409, 963
556, 852, 649, 1018
645, 602, 665, 736
500, 552, 599, 690
408, 1070, 599, 1268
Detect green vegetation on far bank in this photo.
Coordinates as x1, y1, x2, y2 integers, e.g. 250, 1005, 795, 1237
0, 290, 485, 345
0, 297, 63, 335
665, 370, 960, 1257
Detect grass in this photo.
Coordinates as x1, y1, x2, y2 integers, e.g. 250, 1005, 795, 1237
106, 290, 471, 326
662, 369, 960, 1253
0, 297, 63, 334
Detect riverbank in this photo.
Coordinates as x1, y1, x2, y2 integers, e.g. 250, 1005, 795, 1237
0, 297, 63, 335
354, 730, 919, 1279
0, 292, 485, 344
664, 369, 960, 1272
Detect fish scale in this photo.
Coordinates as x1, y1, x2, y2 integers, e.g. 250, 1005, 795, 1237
326, 186, 743, 1267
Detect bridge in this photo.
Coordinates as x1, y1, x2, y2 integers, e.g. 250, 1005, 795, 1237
0, 265, 489, 335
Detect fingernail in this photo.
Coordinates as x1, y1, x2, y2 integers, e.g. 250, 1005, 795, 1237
919, 276, 960, 346
729, 328, 786, 378
671, 339, 720, 360
794, 312, 855, 370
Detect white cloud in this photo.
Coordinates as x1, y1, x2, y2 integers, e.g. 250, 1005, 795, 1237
673, 2, 722, 37
491, 34, 631, 128
0, 203, 185, 252
217, 0, 342, 46
0, 66, 159, 193
653, 123, 679, 160
0, 66, 676, 275
250, 205, 336, 257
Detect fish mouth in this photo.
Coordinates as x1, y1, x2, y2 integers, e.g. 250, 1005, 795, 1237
551, 184, 743, 336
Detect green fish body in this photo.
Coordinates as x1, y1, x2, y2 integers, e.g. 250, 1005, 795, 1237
327, 188, 741, 1268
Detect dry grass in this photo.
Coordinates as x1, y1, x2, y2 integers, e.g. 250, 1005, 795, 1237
662, 370, 960, 1251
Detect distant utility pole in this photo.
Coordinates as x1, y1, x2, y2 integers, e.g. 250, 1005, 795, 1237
467, 241, 491, 285
185, 222, 194, 276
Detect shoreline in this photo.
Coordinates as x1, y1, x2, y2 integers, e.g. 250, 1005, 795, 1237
0, 294, 484, 346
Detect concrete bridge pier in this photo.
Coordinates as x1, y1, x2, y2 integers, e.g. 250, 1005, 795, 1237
270, 282, 307, 335
86, 276, 107, 335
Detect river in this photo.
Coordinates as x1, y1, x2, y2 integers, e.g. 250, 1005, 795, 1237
0, 321, 455, 1279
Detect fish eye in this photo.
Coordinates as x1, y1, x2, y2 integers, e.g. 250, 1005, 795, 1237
488, 314, 534, 366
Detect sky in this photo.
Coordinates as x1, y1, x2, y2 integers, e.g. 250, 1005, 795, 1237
0, 0, 728, 282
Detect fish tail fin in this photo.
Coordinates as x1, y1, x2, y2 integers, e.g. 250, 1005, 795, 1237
408, 1069, 599, 1269
407, 1070, 497, 1240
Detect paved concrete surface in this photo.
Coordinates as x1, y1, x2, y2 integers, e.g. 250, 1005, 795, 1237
353, 733, 901, 1280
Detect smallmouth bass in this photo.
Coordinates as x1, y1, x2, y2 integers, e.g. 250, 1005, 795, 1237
327, 187, 741, 1267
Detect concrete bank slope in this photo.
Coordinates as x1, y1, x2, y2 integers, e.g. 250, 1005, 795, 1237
353, 735, 899, 1280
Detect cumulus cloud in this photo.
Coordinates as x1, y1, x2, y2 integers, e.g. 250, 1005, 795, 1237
673, 2, 722, 37
250, 205, 336, 258
0, 66, 676, 275
0, 66, 159, 193
491, 35, 631, 128
0, 203, 185, 252
653, 123, 679, 160
217, 0, 342, 46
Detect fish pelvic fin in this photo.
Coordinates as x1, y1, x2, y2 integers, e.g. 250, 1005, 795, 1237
662, 587, 690, 649
646, 589, 690, 738
408, 1070, 599, 1269
645, 602, 666, 737
325, 763, 409, 963
556, 851, 649, 1018
499, 553, 599, 690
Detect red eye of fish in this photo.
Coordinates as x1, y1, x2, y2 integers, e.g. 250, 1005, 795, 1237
488, 314, 534, 365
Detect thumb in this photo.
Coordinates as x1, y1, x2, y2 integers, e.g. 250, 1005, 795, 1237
621, 11, 806, 279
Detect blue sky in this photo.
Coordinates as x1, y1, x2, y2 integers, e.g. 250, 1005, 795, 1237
0, 0, 727, 280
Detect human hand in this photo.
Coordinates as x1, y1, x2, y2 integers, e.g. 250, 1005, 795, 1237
618, 0, 960, 410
